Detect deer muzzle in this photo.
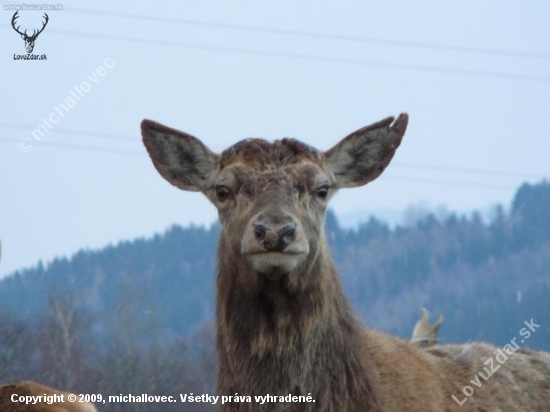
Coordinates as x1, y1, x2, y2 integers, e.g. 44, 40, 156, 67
241, 211, 309, 277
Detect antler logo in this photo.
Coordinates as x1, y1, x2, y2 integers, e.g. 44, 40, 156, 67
11, 11, 49, 54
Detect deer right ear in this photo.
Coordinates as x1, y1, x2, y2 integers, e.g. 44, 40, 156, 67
141, 119, 219, 192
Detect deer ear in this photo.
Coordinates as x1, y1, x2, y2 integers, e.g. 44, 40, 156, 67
324, 113, 408, 188
420, 307, 429, 322
20, 34, 25, 39
432, 315, 444, 332
141, 119, 219, 192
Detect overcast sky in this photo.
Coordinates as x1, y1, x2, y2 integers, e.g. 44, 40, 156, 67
1, 1, 549, 276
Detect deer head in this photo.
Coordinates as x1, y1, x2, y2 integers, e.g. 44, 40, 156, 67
11, 11, 49, 53
142, 114, 408, 293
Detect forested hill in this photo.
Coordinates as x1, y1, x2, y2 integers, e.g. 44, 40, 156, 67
1, 180, 550, 352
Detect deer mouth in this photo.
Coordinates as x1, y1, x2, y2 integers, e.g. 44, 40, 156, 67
244, 251, 306, 279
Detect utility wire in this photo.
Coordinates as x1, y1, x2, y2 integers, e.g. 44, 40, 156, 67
382, 175, 516, 191
0, 125, 546, 179
393, 162, 545, 180
68, 7, 550, 60
1, 135, 516, 189
0, 123, 137, 142
0, 138, 143, 156
0, 141, 542, 191
1, 25, 547, 83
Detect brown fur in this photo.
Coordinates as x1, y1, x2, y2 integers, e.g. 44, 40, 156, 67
0, 381, 96, 412
142, 113, 550, 411
410, 307, 443, 347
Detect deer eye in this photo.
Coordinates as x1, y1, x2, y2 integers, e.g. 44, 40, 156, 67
216, 185, 231, 201
315, 186, 329, 199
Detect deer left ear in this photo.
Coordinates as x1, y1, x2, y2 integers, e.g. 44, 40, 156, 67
324, 113, 408, 188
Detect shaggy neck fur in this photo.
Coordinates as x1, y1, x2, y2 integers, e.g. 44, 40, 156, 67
215, 237, 378, 412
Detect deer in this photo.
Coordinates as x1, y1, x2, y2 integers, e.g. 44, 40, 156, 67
142, 113, 550, 411
410, 307, 443, 347
0, 381, 96, 412
11, 11, 49, 54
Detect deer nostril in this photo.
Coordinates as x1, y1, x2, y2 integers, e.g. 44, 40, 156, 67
277, 222, 295, 238
253, 222, 267, 240
278, 222, 296, 247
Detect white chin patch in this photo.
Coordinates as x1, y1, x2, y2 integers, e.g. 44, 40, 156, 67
246, 253, 304, 277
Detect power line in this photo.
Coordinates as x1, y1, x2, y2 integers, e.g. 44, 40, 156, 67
68, 7, 550, 60
40, 142, 142, 156
0, 125, 546, 179
0, 138, 537, 191
36, 141, 142, 156
1, 25, 547, 83
0, 123, 137, 142
393, 162, 545, 180
0, 138, 143, 156
382, 175, 517, 191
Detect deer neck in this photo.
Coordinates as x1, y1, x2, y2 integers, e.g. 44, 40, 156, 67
215, 238, 375, 408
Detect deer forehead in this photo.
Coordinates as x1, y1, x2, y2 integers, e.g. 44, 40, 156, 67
216, 162, 329, 188
215, 138, 331, 188
220, 138, 321, 167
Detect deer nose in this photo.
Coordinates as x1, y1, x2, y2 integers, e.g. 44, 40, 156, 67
253, 221, 296, 252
